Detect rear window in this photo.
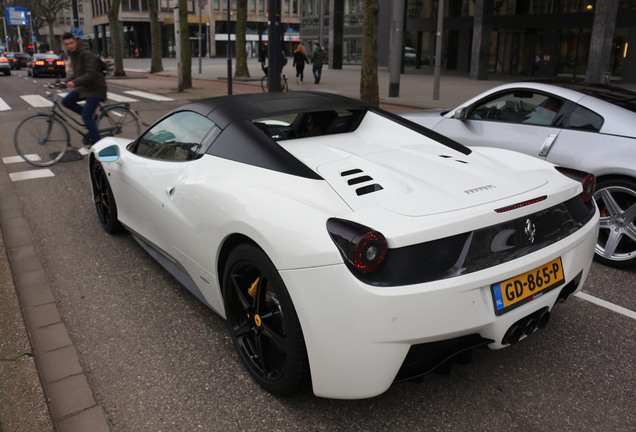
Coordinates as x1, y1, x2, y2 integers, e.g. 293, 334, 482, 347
571, 85, 636, 114
251, 109, 362, 141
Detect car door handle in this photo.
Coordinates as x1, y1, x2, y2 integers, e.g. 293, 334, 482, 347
538, 134, 558, 157
166, 187, 175, 197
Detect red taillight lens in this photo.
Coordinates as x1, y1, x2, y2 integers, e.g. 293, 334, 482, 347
327, 219, 388, 274
0, 58, 8, 63
35, 60, 45, 66
56, 60, 65, 66
556, 167, 596, 202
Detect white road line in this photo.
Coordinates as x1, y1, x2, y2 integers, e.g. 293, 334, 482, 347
2, 155, 29, 164
9, 169, 55, 181
107, 92, 138, 102
0, 97, 11, 111
123, 90, 174, 101
575, 291, 636, 320
21, 94, 54, 107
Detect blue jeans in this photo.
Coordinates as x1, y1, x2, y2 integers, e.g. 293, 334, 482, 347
312, 65, 322, 84
62, 90, 101, 144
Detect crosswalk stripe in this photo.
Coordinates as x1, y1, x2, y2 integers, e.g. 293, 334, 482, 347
0, 98, 11, 111
5, 90, 172, 111
123, 90, 174, 101
9, 169, 55, 181
3, 155, 30, 164
20, 95, 53, 107
107, 92, 138, 102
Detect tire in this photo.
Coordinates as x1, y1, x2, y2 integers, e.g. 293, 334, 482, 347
97, 106, 141, 139
261, 75, 288, 93
14, 115, 70, 167
593, 178, 636, 268
89, 158, 124, 234
222, 243, 310, 396
4, 70, 9, 76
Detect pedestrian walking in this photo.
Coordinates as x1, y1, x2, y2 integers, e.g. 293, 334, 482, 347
311, 43, 326, 84
293, 45, 309, 84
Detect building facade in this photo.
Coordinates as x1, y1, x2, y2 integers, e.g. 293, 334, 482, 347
300, 0, 636, 83
89, 0, 301, 59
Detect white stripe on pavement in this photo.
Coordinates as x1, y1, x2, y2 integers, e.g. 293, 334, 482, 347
123, 90, 174, 101
575, 291, 636, 320
21, 94, 54, 107
3, 155, 30, 164
107, 92, 138, 102
0, 98, 11, 111
9, 169, 55, 181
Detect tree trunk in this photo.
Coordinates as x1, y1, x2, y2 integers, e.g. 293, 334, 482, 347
149, 0, 164, 73
234, 0, 250, 77
360, 0, 379, 106
179, 0, 192, 89
108, 0, 126, 77
47, 22, 58, 53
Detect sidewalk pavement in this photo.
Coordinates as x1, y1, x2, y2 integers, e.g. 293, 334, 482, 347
113, 57, 521, 112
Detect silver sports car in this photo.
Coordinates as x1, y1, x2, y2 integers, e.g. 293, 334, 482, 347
402, 82, 636, 268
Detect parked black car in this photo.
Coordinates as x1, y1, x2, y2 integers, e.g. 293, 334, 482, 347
5, 52, 30, 69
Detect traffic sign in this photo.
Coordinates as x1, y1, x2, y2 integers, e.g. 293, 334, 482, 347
6, 7, 29, 26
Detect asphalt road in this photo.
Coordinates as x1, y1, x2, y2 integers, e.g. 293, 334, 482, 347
1, 72, 635, 432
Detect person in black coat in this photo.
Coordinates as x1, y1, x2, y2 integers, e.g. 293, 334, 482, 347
292, 44, 309, 84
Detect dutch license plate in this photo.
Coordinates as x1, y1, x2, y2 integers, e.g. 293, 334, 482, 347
47, 66, 54, 70
491, 257, 565, 315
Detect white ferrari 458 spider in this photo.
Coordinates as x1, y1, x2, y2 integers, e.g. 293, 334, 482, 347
89, 92, 599, 399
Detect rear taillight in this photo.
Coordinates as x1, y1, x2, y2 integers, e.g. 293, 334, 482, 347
56, 60, 65, 66
556, 167, 596, 202
35, 60, 45, 66
327, 218, 388, 274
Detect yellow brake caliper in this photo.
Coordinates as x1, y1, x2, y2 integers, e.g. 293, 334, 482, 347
247, 277, 261, 326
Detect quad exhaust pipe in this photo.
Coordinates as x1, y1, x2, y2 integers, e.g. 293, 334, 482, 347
503, 307, 550, 345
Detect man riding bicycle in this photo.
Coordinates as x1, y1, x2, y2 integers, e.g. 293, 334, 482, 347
61, 32, 107, 146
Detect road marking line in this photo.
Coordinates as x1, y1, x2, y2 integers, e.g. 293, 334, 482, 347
107, 92, 138, 102
0, 98, 11, 111
21, 94, 53, 107
123, 90, 174, 101
3, 155, 29, 164
575, 291, 636, 320
9, 169, 55, 181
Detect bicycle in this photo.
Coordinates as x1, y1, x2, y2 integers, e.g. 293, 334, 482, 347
261, 73, 289, 92
13, 82, 141, 167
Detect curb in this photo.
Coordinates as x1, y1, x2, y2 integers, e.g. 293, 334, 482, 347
0, 160, 111, 432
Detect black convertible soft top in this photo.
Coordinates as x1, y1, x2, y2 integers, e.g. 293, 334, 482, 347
180, 91, 371, 129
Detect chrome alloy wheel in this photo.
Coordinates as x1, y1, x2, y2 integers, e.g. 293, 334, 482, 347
594, 181, 636, 268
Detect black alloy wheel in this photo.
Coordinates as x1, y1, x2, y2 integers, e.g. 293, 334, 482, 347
90, 159, 123, 234
223, 244, 310, 396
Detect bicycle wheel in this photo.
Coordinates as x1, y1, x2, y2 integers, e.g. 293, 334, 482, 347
14, 115, 70, 167
261, 75, 288, 93
97, 106, 141, 140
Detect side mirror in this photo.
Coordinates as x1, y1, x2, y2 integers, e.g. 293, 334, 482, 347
97, 145, 120, 163
453, 108, 468, 120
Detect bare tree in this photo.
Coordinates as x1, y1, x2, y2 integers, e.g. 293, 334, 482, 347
179, 0, 192, 89
149, 0, 164, 73
234, 0, 249, 78
360, 0, 379, 106
34, 0, 71, 53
